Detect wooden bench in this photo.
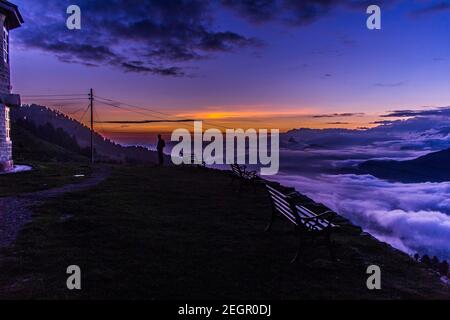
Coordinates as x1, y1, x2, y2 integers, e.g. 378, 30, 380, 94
230, 164, 258, 192
265, 183, 339, 263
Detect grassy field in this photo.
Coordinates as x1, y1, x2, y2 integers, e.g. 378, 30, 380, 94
0, 162, 92, 197
0, 122, 92, 197
0, 164, 448, 299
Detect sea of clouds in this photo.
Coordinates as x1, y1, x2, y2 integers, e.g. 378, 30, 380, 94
271, 108, 450, 260
271, 172, 450, 259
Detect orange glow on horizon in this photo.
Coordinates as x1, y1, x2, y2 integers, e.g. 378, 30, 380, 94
94, 112, 380, 137
30, 101, 381, 138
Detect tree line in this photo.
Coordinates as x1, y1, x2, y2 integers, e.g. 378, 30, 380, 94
14, 118, 91, 158
413, 253, 449, 278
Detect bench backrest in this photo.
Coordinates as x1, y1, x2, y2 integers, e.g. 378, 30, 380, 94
230, 164, 243, 176
266, 184, 298, 226
266, 184, 334, 231
295, 204, 328, 231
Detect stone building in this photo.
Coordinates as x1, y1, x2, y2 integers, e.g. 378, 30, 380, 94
0, 0, 22, 172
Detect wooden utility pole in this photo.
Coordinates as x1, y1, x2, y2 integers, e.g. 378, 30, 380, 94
89, 88, 94, 165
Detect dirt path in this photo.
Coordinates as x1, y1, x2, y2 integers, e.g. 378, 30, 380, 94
0, 167, 110, 249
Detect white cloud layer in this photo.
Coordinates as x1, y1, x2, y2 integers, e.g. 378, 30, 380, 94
273, 109, 450, 260
271, 173, 450, 259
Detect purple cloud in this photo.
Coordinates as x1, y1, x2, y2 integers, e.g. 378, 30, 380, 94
15, 0, 261, 76
412, 1, 450, 16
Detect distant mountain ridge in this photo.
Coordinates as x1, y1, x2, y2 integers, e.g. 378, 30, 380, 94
359, 148, 450, 183
11, 104, 162, 164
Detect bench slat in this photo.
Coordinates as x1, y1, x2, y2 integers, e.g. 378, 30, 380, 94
266, 184, 336, 231
269, 184, 332, 228
267, 188, 293, 212
267, 189, 290, 205
269, 194, 298, 225
295, 205, 327, 230
267, 185, 299, 224
266, 185, 291, 200
296, 205, 336, 229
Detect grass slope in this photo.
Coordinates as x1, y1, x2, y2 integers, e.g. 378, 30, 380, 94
0, 165, 448, 299
0, 163, 92, 197
12, 124, 88, 163
0, 124, 92, 197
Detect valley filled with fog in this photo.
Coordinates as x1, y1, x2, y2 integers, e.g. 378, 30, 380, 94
272, 108, 450, 260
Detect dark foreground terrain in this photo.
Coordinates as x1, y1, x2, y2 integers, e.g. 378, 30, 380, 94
0, 164, 448, 299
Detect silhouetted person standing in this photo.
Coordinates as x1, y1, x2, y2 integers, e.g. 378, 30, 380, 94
157, 134, 166, 166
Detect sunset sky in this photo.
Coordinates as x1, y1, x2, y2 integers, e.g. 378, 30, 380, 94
9, 0, 450, 137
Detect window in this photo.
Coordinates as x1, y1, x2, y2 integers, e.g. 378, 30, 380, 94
3, 27, 8, 64
5, 107, 10, 142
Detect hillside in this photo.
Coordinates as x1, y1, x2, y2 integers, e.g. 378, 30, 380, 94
1, 165, 449, 299
359, 148, 450, 183
1, 123, 93, 197
12, 122, 89, 163
11, 105, 164, 165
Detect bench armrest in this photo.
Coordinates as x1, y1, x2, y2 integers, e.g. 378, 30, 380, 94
298, 210, 337, 227
311, 210, 336, 220
243, 171, 257, 179
241, 167, 258, 179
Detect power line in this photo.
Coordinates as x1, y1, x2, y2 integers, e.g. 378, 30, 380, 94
22, 98, 89, 101
23, 92, 225, 128
67, 107, 86, 116
21, 90, 232, 133
95, 99, 197, 131
93, 106, 107, 138
69, 104, 91, 134
22, 94, 88, 97
93, 95, 230, 130
95, 98, 170, 120
95, 119, 197, 124
78, 105, 91, 125
94, 95, 174, 119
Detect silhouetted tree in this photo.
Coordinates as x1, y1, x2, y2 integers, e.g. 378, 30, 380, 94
431, 256, 440, 269
14, 119, 86, 156
11, 104, 160, 165
421, 255, 431, 266
439, 261, 449, 276
413, 253, 420, 262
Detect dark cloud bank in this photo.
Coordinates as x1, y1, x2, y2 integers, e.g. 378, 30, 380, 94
16, 0, 263, 76
15, 0, 389, 76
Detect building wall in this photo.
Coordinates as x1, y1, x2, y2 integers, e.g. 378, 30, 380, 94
0, 104, 12, 171
0, 12, 12, 171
